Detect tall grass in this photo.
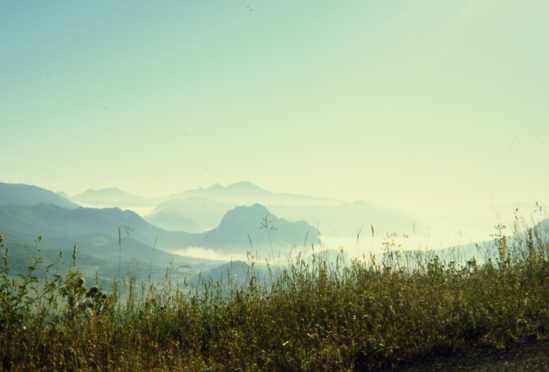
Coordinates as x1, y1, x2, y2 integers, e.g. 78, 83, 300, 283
1, 230, 548, 371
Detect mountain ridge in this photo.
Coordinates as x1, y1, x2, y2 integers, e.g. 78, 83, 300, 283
73, 187, 155, 207
0, 182, 79, 209
152, 181, 415, 237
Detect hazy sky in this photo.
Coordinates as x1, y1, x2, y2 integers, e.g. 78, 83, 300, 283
2, 1, 548, 226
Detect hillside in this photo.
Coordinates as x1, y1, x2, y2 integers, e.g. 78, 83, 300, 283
0, 182, 78, 209
0, 188, 320, 275
0, 205, 219, 282
0, 204, 165, 243
181, 204, 321, 255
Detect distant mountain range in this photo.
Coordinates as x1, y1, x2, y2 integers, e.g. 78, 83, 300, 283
64, 181, 417, 239
148, 181, 416, 237
147, 197, 229, 232
72, 187, 158, 207
0, 182, 78, 209
0, 203, 168, 245
0, 202, 195, 280
0, 182, 320, 281
190, 204, 321, 254
2, 181, 547, 288
0, 202, 316, 256
170, 181, 340, 207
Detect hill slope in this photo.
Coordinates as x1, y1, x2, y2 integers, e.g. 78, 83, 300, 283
182, 204, 321, 255
0, 205, 219, 281
0, 182, 78, 209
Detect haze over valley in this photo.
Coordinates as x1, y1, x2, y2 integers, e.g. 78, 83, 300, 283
2, 179, 548, 284
2, 2, 549, 369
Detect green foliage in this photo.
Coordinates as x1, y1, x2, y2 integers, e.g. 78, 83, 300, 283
0, 231, 548, 371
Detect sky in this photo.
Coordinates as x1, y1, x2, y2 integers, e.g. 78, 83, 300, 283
1, 0, 548, 239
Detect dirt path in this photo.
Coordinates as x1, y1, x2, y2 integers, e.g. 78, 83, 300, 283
389, 341, 549, 371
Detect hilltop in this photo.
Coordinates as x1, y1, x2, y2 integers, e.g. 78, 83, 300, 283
0, 182, 78, 209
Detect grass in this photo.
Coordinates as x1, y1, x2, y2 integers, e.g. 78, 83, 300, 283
0, 229, 548, 371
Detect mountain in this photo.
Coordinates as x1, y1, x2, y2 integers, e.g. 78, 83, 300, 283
172, 181, 272, 203
56, 191, 71, 200
146, 182, 276, 232
0, 183, 319, 260
72, 187, 156, 208
170, 181, 337, 206
0, 204, 160, 242
0, 203, 224, 255
0, 202, 319, 283
180, 204, 321, 255
0, 182, 78, 209
146, 197, 230, 232
153, 181, 415, 238
0, 204, 220, 282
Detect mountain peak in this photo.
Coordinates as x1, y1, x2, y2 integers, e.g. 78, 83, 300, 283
203, 183, 224, 192
199, 181, 268, 193
227, 181, 265, 191
220, 203, 271, 225
0, 182, 79, 209
197, 203, 321, 253
81, 187, 125, 194
73, 187, 151, 207
176, 181, 271, 201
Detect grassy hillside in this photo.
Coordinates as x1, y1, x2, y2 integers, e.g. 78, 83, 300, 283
0, 231, 548, 371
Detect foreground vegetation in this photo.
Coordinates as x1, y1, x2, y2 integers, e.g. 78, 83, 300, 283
1, 230, 548, 371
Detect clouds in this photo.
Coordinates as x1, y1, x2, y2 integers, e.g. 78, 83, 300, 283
174, 247, 247, 263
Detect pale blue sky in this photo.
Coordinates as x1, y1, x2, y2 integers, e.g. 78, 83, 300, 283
1, 1, 548, 227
